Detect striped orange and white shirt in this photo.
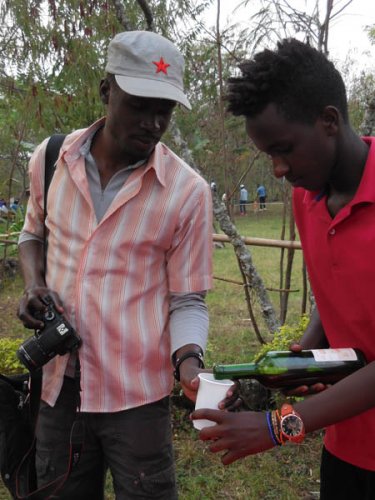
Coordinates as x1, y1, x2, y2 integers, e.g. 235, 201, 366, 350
22, 119, 213, 412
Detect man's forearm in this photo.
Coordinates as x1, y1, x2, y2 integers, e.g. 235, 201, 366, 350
296, 360, 375, 433
18, 240, 45, 288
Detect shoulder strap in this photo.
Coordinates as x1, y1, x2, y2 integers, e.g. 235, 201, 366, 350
43, 134, 66, 275
44, 133, 66, 209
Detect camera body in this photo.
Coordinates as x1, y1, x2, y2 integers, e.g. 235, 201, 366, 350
17, 296, 81, 371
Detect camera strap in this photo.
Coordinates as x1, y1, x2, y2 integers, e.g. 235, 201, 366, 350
43, 133, 66, 274
15, 361, 84, 499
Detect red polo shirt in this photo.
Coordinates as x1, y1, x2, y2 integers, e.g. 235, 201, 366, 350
293, 137, 375, 470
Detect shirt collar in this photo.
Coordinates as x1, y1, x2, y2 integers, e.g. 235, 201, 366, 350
61, 117, 166, 185
144, 143, 167, 187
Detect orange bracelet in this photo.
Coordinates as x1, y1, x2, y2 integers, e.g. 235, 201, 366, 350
271, 410, 284, 445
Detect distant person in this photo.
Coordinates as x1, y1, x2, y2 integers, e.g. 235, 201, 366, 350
210, 180, 217, 193
10, 198, 21, 213
0, 199, 8, 215
256, 184, 267, 210
192, 38, 375, 500
239, 184, 248, 215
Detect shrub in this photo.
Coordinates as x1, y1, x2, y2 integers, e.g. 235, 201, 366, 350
253, 314, 310, 362
0, 337, 24, 374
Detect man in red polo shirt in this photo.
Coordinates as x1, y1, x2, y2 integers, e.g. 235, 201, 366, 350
192, 39, 375, 499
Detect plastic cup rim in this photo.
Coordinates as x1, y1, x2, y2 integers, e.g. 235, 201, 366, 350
198, 372, 233, 386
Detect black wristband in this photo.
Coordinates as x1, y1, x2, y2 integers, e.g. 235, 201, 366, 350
173, 351, 204, 382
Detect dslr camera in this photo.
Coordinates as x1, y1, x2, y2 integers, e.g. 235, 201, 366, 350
17, 295, 82, 371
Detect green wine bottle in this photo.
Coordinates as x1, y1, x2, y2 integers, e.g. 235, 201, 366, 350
213, 348, 366, 389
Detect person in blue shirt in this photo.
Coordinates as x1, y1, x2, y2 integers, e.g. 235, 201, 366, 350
10, 199, 21, 213
256, 184, 267, 210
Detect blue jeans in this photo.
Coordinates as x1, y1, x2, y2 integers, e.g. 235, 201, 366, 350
35, 377, 177, 499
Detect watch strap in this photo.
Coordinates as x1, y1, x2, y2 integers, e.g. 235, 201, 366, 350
279, 403, 305, 444
173, 351, 204, 381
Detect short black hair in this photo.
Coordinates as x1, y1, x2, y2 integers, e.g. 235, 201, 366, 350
227, 38, 348, 124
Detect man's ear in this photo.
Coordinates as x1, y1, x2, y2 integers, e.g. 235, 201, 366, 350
99, 78, 110, 105
320, 106, 340, 136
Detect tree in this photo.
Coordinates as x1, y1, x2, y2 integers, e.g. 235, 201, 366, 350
0, 0, 207, 197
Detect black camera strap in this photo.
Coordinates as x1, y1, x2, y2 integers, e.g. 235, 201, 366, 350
14, 134, 85, 499
43, 133, 66, 274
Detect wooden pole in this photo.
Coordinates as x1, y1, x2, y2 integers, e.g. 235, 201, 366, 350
213, 233, 302, 250
0, 239, 18, 245
1, 234, 302, 250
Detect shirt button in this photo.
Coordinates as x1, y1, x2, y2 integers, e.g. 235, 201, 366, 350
329, 228, 336, 235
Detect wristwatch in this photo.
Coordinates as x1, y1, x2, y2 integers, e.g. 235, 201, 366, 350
279, 404, 305, 444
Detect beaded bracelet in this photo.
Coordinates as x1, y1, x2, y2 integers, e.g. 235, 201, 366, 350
266, 411, 280, 446
271, 409, 284, 446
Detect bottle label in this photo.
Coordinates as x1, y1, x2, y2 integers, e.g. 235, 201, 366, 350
311, 348, 357, 362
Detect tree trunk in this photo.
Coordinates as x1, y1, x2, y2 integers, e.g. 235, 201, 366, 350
359, 98, 375, 137
212, 193, 280, 334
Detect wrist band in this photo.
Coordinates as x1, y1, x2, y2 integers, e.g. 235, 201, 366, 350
173, 351, 204, 381
266, 411, 280, 446
271, 410, 283, 445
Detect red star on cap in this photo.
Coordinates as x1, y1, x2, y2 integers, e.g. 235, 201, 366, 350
153, 57, 170, 75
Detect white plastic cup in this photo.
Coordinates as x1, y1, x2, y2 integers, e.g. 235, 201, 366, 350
193, 373, 233, 430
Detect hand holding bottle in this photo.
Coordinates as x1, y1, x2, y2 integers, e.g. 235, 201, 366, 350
283, 342, 328, 396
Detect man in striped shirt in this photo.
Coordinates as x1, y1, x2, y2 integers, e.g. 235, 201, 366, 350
17, 31, 213, 499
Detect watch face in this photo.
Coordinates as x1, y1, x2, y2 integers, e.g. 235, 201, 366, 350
281, 414, 303, 437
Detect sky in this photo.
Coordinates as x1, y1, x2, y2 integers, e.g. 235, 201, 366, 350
203, 0, 375, 70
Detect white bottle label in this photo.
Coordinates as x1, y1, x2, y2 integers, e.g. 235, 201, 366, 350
311, 348, 357, 362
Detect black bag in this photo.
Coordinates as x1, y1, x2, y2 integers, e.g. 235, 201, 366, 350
0, 373, 34, 494
0, 370, 83, 499
0, 372, 39, 498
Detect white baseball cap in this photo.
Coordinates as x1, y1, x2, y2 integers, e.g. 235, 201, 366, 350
105, 31, 191, 110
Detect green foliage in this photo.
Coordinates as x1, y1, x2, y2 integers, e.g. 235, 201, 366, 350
253, 314, 310, 363
0, 337, 24, 374
6, 209, 25, 233
0, 209, 24, 258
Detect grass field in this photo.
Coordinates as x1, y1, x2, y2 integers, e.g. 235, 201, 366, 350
0, 204, 323, 499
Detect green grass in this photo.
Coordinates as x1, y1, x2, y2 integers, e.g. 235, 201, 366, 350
208, 204, 306, 364
0, 205, 323, 500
